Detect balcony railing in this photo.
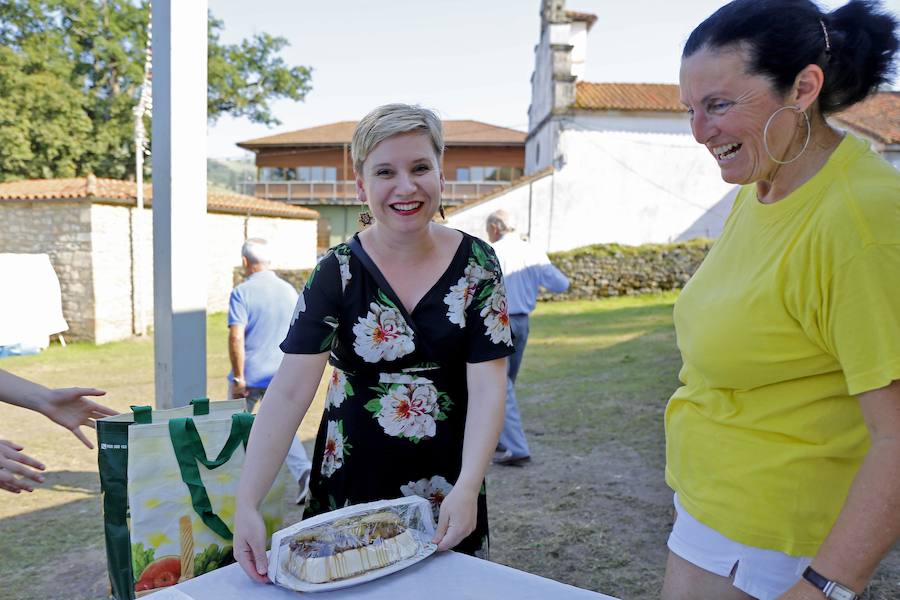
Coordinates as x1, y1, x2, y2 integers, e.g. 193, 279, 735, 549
237, 180, 510, 206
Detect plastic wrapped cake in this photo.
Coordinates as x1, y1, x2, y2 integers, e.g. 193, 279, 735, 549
269, 496, 437, 592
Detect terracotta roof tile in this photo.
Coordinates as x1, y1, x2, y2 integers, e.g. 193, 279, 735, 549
573, 82, 687, 113
565, 10, 598, 29
832, 91, 900, 145
238, 119, 526, 149
0, 177, 318, 220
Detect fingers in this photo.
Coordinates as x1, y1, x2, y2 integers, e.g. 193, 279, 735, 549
86, 400, 117, 417
1, 455, 46, 481
250, 534, 269, 577
234, 539, 269, 583
0, 479, 26, 493
70, 387, 107, 398
0, 440, 24, 452
0, 453, 45, 492
0, 440, 45, 492
432, 506, 450, 546
71, 427, 93, 449
0, 472, 34, 493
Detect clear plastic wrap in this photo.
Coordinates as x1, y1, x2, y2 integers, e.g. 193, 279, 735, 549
269, 496, 437, 592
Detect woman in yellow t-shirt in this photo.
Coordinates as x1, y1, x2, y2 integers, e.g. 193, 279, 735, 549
664, 1, 900, 599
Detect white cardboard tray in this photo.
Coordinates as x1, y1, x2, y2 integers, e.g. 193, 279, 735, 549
269, 496, 437, 593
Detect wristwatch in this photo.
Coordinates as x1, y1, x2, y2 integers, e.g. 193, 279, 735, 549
233, 376, 244, 385
802, 566, 859, 600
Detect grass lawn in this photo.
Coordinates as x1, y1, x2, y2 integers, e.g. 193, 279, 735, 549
0, 295, 897, 599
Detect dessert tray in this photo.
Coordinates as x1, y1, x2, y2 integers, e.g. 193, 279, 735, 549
268, 496, 438, 592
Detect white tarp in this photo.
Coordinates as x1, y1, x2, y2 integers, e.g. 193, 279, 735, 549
0, 253, 68, 349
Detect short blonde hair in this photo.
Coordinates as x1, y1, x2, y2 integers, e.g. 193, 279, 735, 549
351, 104, 444, 174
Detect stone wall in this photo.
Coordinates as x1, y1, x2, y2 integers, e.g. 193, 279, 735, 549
0, 201, 96, 340
232, 241, 711, 305
1, 200, 317, 343
541, 240, 712, 301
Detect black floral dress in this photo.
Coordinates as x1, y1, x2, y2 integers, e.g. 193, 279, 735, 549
280, 231, 514, 557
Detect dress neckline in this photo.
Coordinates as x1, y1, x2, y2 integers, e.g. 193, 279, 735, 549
349, 231, 468, 319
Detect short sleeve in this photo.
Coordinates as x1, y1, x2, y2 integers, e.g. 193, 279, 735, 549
227, 288, 247, 327
823, 243, 900, 395
280, 251, 343, 355
466, 240, 516, 363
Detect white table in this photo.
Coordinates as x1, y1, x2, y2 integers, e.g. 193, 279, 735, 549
153, 551, 619, 599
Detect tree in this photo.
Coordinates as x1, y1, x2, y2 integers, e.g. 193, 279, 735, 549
0, 0, 312, 182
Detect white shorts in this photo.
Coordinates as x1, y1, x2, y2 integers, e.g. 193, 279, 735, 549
667, 494, 812, 600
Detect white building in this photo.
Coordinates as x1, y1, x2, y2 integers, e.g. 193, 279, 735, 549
447, 1, 898, 251
449, 2, 734, 250
0, 177, 318, 343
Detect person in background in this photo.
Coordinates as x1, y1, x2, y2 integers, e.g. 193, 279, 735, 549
486, 209, 569, 466
664, 1, 899, 599
0, 369, 115, 493
228, 238, 312, 504
233, 104, 512, 583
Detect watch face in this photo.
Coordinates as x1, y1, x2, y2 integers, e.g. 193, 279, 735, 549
828, 585, 857, 600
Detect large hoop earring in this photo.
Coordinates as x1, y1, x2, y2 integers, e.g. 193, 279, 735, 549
763, 105, 811, 165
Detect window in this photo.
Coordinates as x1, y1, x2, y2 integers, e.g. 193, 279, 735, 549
254, 166, 343, 182
260, 167, 298, 181
454, 166, 523, 182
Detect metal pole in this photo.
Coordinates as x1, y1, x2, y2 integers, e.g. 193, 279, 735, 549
151, 0, 208, 408
133, 10, 153, 337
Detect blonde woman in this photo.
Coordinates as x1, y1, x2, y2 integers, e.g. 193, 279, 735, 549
233, 104, 512, 582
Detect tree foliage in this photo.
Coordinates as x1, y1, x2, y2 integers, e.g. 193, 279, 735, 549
0, 0, 312, 182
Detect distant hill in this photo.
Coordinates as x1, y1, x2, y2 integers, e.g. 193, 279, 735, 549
207, 158, 256, 193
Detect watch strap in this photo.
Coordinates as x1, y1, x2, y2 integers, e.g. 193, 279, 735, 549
802, 567, 859, 600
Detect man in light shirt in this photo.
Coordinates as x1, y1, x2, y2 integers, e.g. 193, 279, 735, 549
486, 210, 569, 465
228, 238, 312, 502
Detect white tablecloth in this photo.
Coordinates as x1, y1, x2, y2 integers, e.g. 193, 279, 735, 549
153, 551, 620, 599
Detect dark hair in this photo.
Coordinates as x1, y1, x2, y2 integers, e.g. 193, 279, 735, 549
683, 0, 898, 114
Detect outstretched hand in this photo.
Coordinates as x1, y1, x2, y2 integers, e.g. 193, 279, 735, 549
432, 485, 479, 551
41, 387, 116, 449
0, 439, 45, 493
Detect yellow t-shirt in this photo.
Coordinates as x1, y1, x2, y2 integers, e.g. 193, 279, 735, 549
665, 133, 900, 557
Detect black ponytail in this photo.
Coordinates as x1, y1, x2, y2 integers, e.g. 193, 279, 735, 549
820, 0, 899, 113
683, 0, 898, 115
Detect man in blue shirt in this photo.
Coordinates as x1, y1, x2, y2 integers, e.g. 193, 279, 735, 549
228, 238, 311, 502
487, 210, 569, 466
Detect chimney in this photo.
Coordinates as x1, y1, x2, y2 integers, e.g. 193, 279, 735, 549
86, 173, 97, 196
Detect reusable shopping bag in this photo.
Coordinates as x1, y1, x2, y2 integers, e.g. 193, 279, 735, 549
97, 398, 289, 599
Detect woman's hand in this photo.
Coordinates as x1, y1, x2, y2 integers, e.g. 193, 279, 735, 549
41, 387, 115, 448
432, 484, 479, 551
0, 439, 45, 493
233, 505, 270, 583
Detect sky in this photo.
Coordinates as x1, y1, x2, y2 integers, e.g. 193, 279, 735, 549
206, 0, 900, 159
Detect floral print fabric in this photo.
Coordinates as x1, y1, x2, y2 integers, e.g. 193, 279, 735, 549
280, 232, 513, 557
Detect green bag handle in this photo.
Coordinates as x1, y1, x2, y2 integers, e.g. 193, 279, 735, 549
168, 413, 254, 541
190, 397, 210, 415
131, 405, 152, 424
131, 399, 210, 425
